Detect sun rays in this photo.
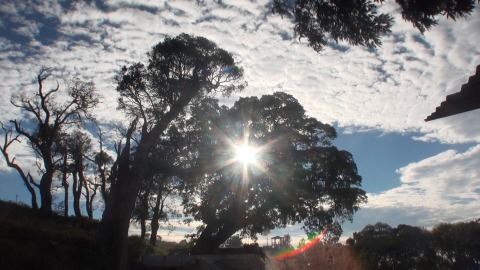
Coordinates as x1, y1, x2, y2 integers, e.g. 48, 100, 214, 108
203, 122, 273, 184
234, 144, 257, 165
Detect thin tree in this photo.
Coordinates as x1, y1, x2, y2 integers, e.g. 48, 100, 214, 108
66, 131, 93, 217
83, 175, 99, 219
90, 123, 113, 203
55, 131, 71, 216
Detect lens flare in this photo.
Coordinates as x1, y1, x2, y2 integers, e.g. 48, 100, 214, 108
234, 144, 257, 164
275, 229, 328, 260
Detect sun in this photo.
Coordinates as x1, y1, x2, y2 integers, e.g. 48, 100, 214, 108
234, 144, 257, 165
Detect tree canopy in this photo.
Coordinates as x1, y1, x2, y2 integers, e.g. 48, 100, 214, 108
175, 92, 366, 252
348, 221, 480, 269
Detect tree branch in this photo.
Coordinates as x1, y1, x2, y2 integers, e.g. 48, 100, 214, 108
1, 122, 39, 208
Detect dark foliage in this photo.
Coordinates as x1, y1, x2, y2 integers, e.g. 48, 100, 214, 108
222, 235, 243, 248
396, 0, 477, 33
272, 0, 477, 51
348, 221, 480, 269
178, 92, 366, 252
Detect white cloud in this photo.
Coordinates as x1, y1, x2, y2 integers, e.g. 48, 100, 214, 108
1, 0, 480, 244
1, 1, 478, 144
343, 145, 480, 236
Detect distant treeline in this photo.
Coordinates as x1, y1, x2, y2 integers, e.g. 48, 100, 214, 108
347, 221, 480, 270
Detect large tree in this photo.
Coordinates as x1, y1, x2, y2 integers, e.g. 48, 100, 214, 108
272, 0, 477, 51
0, 70, 99, 215
177, 92, 366, 253
99, 33, 244, 270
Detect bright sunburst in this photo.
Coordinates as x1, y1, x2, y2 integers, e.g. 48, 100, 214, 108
206, 125, 272, 182
234, 144, 257, 165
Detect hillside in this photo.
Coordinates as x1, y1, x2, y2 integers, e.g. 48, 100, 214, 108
0, 200, 104, 269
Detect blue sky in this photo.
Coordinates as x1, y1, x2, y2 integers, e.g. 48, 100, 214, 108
1, 0, 479, 245
334, 128, 475, 193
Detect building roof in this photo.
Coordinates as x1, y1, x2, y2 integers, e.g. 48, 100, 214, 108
425, 65, 480, 121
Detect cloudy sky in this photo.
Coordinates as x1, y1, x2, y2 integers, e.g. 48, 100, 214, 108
1, 0, 479, 245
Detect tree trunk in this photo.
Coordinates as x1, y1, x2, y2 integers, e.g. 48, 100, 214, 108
99, 179, 137, 270
30, 188, 39, 211
138, 181, 152, 240
83, 178, 95, 219
72, 173, 82, 217
0, 148, 39, 210
84, 182, 91, 219
39, 171, 53, 215
149, 186, 164, 246
38, 144, 55, 216
99, 90, 199, 269
191, 224, 238, 254
140, 217, 146, 240
139, 195, 149, 240
100, 167, 108, 202
99, 120, 147, 270
62, 153, 69, 216
192, 198, 246, 254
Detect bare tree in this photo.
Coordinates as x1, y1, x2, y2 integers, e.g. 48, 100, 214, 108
91, 124, 113, 203
0, 68, 99, 215
0, 124, 39, 209
83, 175, 99, 219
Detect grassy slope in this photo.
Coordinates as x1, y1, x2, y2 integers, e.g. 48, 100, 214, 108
0, 200, 103, 269
3, 200, 364, 269
0, 200, 189, 270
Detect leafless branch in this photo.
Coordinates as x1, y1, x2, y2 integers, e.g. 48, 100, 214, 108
0, 122, 39, 208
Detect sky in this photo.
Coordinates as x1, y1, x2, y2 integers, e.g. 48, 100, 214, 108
0, 0, 479, 246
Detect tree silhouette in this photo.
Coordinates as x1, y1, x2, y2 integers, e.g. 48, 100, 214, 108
433, 221, 480, 269
91, 124, 113, 203
177, 92, 365, 253
223, 235, 243, 248
99, 33, 245, 270
272, 0, 477, 51
132, 122, 187, 245
349, 221, 480, 269
54, 126, 107, 219
65, 131, 93, 218
0, 70, 99, 215
131, 173, 181, 245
